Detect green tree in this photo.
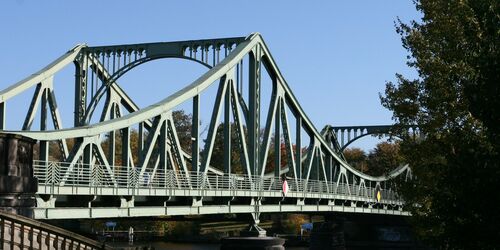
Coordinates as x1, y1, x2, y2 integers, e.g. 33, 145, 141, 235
172, 110, 193, 153
206, 125, 299, 176
381, 0, 499, 248
204, 123, 245, 174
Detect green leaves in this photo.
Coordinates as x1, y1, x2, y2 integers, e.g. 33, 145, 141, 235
382, 0, 500, 248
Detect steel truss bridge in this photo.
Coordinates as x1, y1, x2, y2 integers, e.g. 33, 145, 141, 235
0, 33, 411, 222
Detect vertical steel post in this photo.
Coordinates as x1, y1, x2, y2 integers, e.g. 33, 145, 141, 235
311, 148, 318, 185
296, 117, 302, 180
224, 82, 231, 175
248, 46, 261, 176
326, 156, 333, 182
40, 89, 47, 131
122, 127, 130, 169
108, 104, 116, 166
315, 148, 320, 183
274, 98, 281, 178
159, 120, 167, 173
74, 53, 88, 127
192, 95, 200, 174
39, 89, 48, 162
83, 143, 92, 167
0, 102, 4, 130
341, 130, 345, 147
138, 122, 144, 164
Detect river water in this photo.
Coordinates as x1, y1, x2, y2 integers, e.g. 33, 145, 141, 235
110, 241, 308, 250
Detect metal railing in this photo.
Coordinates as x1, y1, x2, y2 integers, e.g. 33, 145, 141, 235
33, 160, 401, 203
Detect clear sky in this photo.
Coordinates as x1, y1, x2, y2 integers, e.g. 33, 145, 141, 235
0, 1, 420, 150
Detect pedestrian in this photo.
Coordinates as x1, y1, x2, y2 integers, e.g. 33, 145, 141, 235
281, 174, 289, 197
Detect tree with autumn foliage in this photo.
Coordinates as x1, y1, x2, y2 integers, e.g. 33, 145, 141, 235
343, 147, 368, 173
343, 141, 403, 176
367, 141, 404, 176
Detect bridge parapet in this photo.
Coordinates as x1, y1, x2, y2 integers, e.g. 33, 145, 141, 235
0, 209, 109, 249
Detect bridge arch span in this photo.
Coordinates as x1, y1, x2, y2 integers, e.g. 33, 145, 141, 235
340, 130, 395, 151
83, 54, 213, 124
0, 33, 412, 220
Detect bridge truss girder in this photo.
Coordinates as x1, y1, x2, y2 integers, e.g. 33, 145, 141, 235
0, 33, 412, 220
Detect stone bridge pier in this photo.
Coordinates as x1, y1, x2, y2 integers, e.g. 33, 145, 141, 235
0, 134, 37, 218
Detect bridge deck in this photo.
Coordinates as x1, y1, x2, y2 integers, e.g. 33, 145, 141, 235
34, 161, 406, 219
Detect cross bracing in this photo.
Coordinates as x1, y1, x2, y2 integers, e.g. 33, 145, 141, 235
0, 33, 411, 220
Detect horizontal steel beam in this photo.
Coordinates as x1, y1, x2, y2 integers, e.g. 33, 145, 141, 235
34, 204, 409, 220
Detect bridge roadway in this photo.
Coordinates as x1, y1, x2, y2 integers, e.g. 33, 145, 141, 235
33, 160, 407, 219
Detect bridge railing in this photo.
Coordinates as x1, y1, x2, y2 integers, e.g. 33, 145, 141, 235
0, 210, 109, 249
33, 160, 401, 203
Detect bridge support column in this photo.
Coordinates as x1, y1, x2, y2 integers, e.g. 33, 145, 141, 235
221, 198, 285, 250
239, 198, 266, 237
297, 198, 305, 206
191, 197, 203, 207
0, 134, 37, 218
240, 211, 266, 237
120, 196, 134, 208
36, 194, 56, 208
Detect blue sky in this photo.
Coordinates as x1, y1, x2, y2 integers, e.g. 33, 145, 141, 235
0, 1, 420, 150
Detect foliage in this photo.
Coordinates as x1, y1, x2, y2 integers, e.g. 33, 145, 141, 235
281, 214, 309, 234
264, 137, 297, 174
380, 0, 499, 248
165, 221, 199, 238
343, 147, 368, 173
343, 141, 403, 176
367, 141, 403, 176
99, 110, 191, 167
204, 122, 246, 174
100, 129, 140, 167
205, 124, 301, 176
172, 110, 193, 153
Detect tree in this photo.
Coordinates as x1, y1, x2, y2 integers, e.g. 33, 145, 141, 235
381, 0, 499, 248
98, 110, 192, 167
343, 141, 403, 176
263, 136, 295, 174
367, 141, 403, 176
343, 147, 368, 173
205, 125, 300, 176
203, 123, 245, 174
172, 110, 193, 153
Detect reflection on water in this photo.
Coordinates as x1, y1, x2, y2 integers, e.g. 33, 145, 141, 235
109, 241, 308, 250
111, 241, 220, 250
